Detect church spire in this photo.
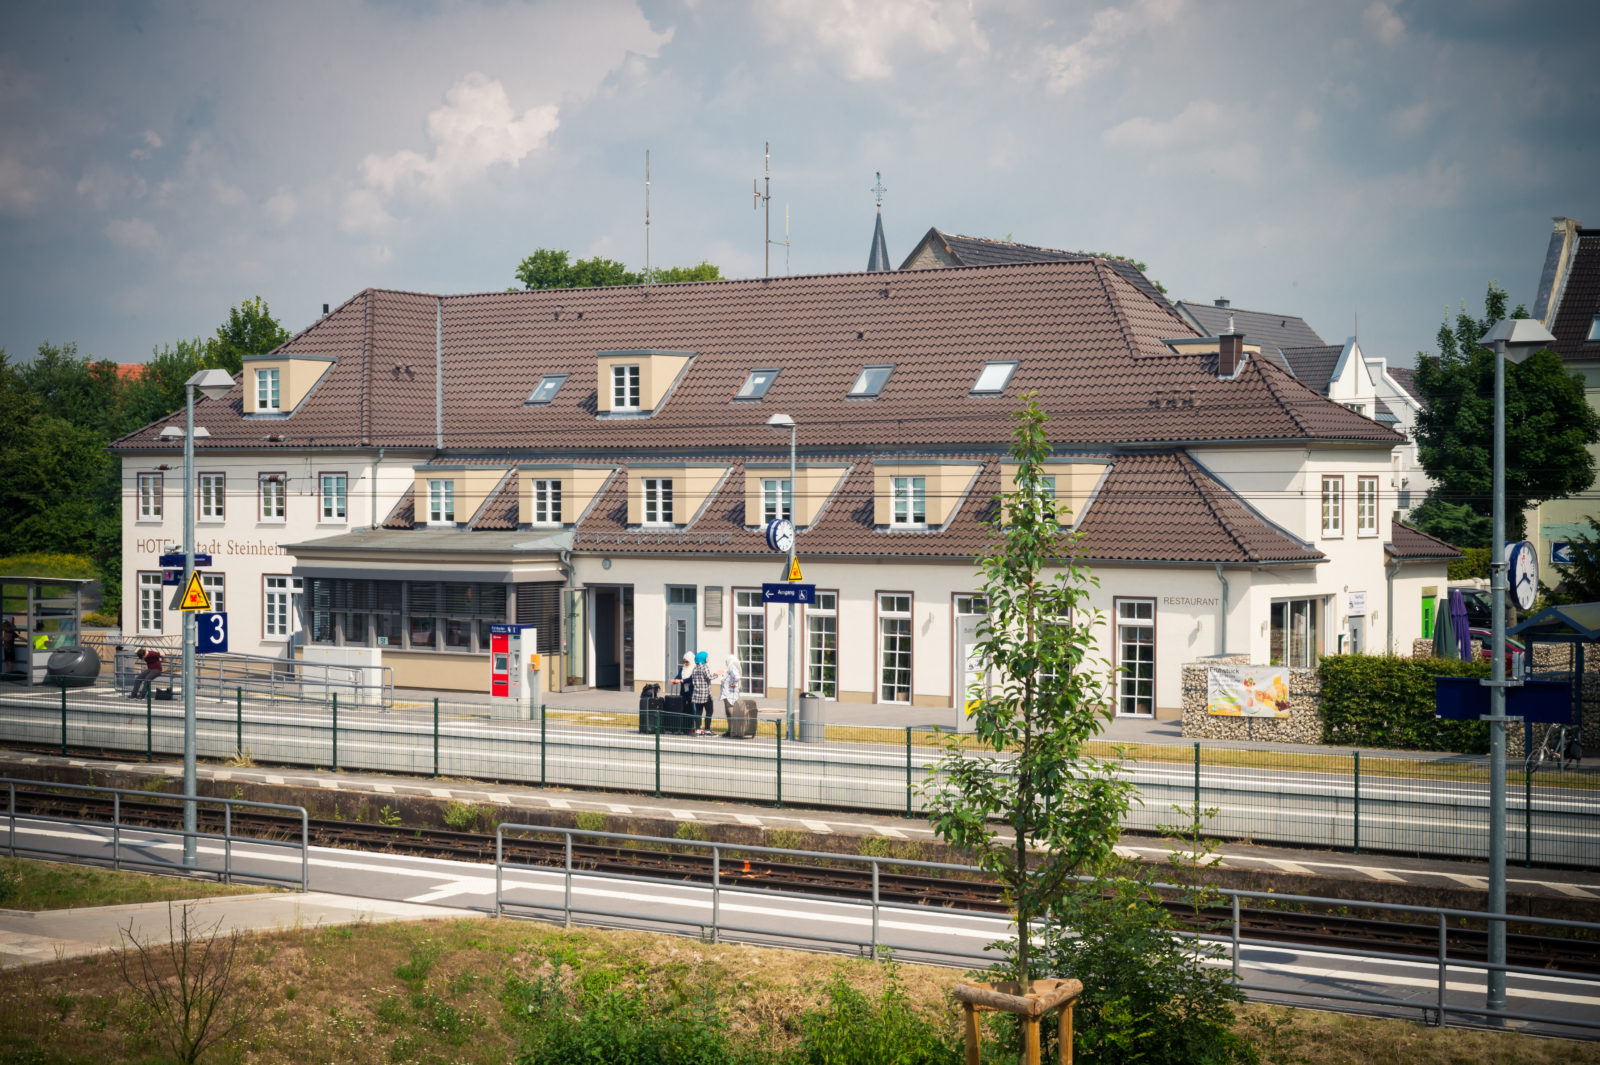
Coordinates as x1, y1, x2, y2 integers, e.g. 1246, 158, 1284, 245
866, 171, 891, 272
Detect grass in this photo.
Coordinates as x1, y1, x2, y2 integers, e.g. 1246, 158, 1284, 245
0, 857, 271, 911
0, 918, 1593, 1065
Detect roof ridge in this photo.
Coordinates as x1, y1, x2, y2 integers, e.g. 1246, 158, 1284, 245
1249, 357, 1317, 437
1090, 259, 1140, 357
1174, 452, 1259, 562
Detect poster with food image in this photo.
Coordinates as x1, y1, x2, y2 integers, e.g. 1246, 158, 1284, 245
1206, 666, 1292, 718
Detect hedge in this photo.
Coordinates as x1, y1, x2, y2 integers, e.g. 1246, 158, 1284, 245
1319, 654, 1491, 753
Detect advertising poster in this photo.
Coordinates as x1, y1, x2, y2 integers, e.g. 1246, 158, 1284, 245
1207, 666, 1291, 718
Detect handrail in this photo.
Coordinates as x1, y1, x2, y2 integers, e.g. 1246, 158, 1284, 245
112, 649, 393, 708
3, 776, 309, 892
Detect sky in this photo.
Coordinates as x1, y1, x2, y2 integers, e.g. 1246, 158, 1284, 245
2, 0, 1597, 369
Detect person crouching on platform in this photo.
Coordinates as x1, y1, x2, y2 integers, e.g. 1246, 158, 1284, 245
129, 648, 163, 700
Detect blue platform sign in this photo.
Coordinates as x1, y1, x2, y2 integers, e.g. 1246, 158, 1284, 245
762, 583, 815, 605
1551, 541, 1574, 565
195, 612, 228, 654
159, 551, 212, 567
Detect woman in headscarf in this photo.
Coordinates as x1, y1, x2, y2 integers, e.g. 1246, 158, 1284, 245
673, 651, 694, 695
690, 651, 714, 734
718, 653, 741, 733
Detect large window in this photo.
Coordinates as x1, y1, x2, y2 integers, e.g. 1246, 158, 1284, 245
137, 473, 163, 520
532, 479, 562, 525
199, 473, 225, 521
890, 476, 926, 526
735, 589, 766, 696
643, 478, 674, 525
806, 590, 838, 699
878, 592, 912, 703
264, 575, 298, 639
309, 578, 507, 653
1356, 476, 1379, 536
1271, 598, 1322, 668
428, 479, 455, 524
256, 368, 279, 410
1115, 598, 1155, 716
258, 473, 285, 522
762, 478, 791, 523
138, 572, 163, 636
612, 364, 641, 410
320, 473, 347, 522
1320, 476, 1343, 537
200, 573, 225, 614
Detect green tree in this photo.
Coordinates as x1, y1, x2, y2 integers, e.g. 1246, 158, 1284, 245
1405, 497, 1491, 550
923, 396, 1131, 986
513, 248, 722, 289
1412, 283, 1600, 545
650, 261, 722, 283
206, 296, 290, 374
1554, 516, 1600, 602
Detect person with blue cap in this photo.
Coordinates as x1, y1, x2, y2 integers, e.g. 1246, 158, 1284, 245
689, 651, 714, 734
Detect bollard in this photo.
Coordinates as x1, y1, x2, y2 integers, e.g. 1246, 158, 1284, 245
236, 687, 243, 756
905, 727, 913, 819
433, 698, 440, 779
775, 721, 783, 809
60, 679, 68, 756
1352, 750, 1361, 854
331, 692, 338, 771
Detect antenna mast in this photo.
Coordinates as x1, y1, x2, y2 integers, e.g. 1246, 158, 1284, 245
644, 149, 651, 287
754, 141, 776, 278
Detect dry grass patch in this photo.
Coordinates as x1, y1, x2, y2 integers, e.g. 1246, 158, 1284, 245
0, 857, 270, 912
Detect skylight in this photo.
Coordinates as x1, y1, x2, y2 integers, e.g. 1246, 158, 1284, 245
525, 374, 568, 405
971, 361, 1017, 394
736, 368, 780, 400
848, 364, 894, 398
1588, 316, 1600, 342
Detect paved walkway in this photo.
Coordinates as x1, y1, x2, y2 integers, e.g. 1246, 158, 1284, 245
0, 891, 476, 969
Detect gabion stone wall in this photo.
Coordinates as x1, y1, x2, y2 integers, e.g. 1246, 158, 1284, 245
1180, 658, 1323, 744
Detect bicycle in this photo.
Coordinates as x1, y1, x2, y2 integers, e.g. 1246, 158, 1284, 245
1530, 723, 1584, 772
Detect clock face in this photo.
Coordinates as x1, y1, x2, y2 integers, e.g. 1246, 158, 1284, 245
1509, 541, 1537, 610
774, 519, 795, 553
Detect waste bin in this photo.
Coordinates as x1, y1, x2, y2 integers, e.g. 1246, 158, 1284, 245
797, 692, 824, 744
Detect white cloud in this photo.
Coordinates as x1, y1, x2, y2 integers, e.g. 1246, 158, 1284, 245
105, 217, 160, 252
1363, 1, 1405, 46
1102, 99, 1224, 150
1385, 101, 1429, 138
211, 178, 245, 206
763, 0, 982, 81
341, 72, 558, 234
1101, 100, 1260, 183
0, 156, 51, 215
1038, 0, 1183, 94
1293, 108, 1320, 134
263, 190, 297, 226
130, 129, 162, 160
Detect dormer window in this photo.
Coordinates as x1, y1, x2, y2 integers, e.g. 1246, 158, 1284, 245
612, 365, 641, 410
531, 478, 562, 525
971, 361, 1017, 395
736, 368, 780, 400
526, 374, 568, 405
890, 476, 926, 526
256, 368, 280, 411
642, 477, 674, 525
429, 479, 456, 525
849, 364, 894, 398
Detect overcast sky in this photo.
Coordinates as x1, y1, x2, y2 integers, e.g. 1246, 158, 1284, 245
2, 0, 1596, 369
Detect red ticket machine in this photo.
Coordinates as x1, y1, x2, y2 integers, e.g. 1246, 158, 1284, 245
490, 623, 536, 717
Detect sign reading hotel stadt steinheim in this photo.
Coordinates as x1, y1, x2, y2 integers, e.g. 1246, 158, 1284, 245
1207, 665, 1292, 718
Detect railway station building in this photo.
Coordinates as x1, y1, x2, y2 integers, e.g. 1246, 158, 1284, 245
113, 260, 1454, 718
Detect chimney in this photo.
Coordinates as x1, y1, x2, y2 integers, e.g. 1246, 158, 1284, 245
1218, 321, 1245, 377
322, 303, 329, 316
1214, 297, 1230, 308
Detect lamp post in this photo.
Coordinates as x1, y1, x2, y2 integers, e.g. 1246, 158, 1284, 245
766, 413, 798, 739
1477, 318, 1554, 1020
161, 368, 235, 868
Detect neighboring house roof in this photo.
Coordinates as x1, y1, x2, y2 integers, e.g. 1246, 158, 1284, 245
867, 212, 891, 272
110, 262, 1398, 455
1386, 519, 1462, 561
1386, 366, 1423, 404
1547, 231, 1600, 362
1280, 344, 1344, 395
1176, 302, 1326, 352
898, 228, 1168, 305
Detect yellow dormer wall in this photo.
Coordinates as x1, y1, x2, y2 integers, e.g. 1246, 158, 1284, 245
596, 350, 694, 413
626, 465, 729, 525
872, 462, 982, 527
242, 355, 337, 414
518, 466, 616, 525
412, 466, 510, 525
1000, 461, 1109, 525
743, 464, 851, 528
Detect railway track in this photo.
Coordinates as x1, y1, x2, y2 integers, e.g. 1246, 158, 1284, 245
10, 792, 1598, 973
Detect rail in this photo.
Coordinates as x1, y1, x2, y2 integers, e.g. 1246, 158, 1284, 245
112, 649, 393, 708
494, 823, 1600, 1036
3, 775, 309, 892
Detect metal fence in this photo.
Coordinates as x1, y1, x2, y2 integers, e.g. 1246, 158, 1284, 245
3, 775, 309, 891
1, 683, 1596, 869
110, 649, 394, 708
492, 823, 1600, 1036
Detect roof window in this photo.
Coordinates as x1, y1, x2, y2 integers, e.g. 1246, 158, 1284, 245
735, 368, 780, 400
848, 364, 894, 398
971, 360, 1017, 395
525, 374, 569, 405
1587, 316, 1600, 342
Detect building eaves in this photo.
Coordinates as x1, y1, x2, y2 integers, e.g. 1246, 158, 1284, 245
1386, 519, 1462, 561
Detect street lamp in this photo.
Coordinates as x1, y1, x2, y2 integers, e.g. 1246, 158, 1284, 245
766, 413, 798, 739
162, 368, 235, 868
1477, 317, 1554, 1020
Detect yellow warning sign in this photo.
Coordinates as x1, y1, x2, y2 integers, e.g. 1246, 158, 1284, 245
177, 571, 212, 611
786, 557, 804, 583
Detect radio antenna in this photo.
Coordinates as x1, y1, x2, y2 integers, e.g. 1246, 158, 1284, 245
644, 149, 652, 287
753, 141, 783, 278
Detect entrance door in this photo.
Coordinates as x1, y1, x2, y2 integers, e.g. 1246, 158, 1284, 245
1115, 598, 1156, 717
1346, 615, 1364, 655
591, 586, 634, 690
665, 586, 697, 682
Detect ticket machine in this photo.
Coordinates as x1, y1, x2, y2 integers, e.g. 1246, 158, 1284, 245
490, 623, 538, 719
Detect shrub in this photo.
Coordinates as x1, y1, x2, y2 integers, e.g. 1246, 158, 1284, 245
513, 986, 751, 1065
789, 967, 959, 1065
1318, 654, 1490, 753
81, 611, 118, 627
1449, 548, 1491, 580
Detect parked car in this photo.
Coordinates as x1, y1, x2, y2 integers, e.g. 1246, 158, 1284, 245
1467, 626, 1527, 675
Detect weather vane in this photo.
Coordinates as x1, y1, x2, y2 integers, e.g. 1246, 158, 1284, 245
871, 171, 887, 209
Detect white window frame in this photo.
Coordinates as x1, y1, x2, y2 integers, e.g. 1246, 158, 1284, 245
848, 364, 893, 398
532, 478, 563, 525
263, 575, 298, 639
877, 592, 913, 703
642, 477, 674, 526
1115, 597, 1155, 717
1356, 476, 1379, 537
612, 364, 641, 410
198, 472, 225, 521
428, 479, 456, 525
258, 473, 285, 523
971, 360, 1017, 395
200, 572, 225, 614
138, 572, 164, 636
762, 477, 791, 523
320, 473, 347, 523
806, 590, 838, 700
734, 588, 766, 696
137, 472, 163, 521
1271, 597, 1322, 668
1321, 476, 1343, 538
256, 367, 280, 411
890, 476, 926, 527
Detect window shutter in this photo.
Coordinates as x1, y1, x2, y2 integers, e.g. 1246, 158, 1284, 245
704, 586, 723, 628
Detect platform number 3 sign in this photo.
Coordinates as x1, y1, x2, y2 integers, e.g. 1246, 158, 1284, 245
196, 612, 229, 655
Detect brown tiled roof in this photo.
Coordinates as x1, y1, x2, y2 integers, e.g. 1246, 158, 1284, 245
902, 229, 1168, 306
1550, 232, 1600, 362
381, 485, 415, 529
1386, 519, 1462, 561
1386, 366, 1423, 404
1280, 344, 1344, 394
564, 450, 1320, 566
111, 262, 1399, 455
469, 471, 519, 531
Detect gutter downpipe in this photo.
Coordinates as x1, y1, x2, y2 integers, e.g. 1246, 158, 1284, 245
435, 298, 444, 450
370, 447, 385, 529
1386, 557, 1400, 655
1214, 564, 1229, 656
559, 548, 576, 692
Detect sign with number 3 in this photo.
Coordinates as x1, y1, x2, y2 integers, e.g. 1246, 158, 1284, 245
196, 612, 228, 655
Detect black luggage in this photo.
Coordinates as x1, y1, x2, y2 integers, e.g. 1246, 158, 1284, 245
638, 685, 664, 734
662, 694, 693, 734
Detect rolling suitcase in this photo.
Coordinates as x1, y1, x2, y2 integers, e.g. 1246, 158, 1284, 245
662, 693, 692, 734
726, 699, 757, 739
638, 684, 662, 733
